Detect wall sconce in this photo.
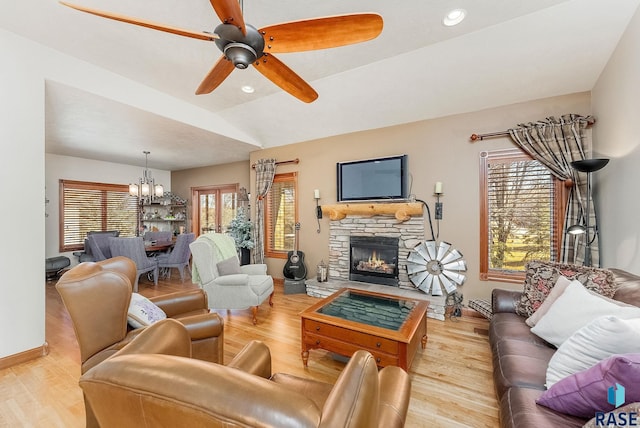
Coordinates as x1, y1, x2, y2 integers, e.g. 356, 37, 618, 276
434, 182, 443, 220
314, 189, 322, 233
566, 158, 609, 267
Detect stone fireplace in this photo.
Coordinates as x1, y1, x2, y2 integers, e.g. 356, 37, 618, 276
305, 203, 449, 320
325, 215, 424, 289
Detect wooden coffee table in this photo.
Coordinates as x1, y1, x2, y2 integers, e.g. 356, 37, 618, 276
300, 288, 428, 370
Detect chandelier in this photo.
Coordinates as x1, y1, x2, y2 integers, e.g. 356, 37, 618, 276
129, 151, 164, 203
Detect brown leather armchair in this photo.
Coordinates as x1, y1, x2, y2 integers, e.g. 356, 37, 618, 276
56, 256, 225, 426
80, 338, 412, 428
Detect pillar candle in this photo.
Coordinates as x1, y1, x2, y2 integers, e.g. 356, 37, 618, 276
434, 182, 443, 194
314, 189, 320, 199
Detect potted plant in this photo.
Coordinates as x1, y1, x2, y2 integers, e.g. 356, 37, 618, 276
228, 208, 254, 265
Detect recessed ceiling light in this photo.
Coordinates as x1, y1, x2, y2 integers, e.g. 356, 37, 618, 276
241, 85, 255, 94
443, 9, 466, 27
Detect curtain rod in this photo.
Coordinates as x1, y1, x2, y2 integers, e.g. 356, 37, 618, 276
251, 158, 299, 169
469, 131, 509, 141
469, 118, 596, 142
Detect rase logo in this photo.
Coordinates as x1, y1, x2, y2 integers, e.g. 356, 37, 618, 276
595, 383, 638, 427
609, 384, 626, 409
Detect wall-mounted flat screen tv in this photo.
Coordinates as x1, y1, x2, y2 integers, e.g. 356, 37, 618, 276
337, 154, 408, 202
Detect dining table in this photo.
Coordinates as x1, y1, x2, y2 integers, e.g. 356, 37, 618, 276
144, 240, 175, 255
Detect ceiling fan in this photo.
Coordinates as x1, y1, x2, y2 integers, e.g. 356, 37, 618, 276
60, 0, 384, 103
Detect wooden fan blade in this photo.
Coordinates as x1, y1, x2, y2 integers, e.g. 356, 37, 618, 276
259, 13, 383, 53
209, 0, 246, 35
196, 56, 235, 95
60, 1, 218, 41
253, 54, 318, 103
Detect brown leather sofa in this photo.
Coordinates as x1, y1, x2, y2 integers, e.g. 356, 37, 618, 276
56, 257, 225, 427
489, 268, 640, 427
80, 335, 412, 428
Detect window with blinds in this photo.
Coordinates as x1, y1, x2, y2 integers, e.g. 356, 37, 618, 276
479, 149, 562, 282
264, 172, 297, 258
60, 180, 138, 252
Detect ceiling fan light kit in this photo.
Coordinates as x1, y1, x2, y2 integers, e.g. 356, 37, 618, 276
224, 43, 257, 68
60, 0, 384, 103
215, 23, 264, 69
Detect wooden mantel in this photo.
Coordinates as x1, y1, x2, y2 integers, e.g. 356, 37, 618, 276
321, 202, 423, 222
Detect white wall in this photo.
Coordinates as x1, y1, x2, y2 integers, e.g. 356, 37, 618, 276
0, 30, 46, 358
247, 92, 592, 302
0, 27, 174, 359
46, 154, 171, 265
592, 6, 640, 273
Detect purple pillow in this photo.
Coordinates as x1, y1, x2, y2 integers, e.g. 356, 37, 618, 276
537, 354, 640, 418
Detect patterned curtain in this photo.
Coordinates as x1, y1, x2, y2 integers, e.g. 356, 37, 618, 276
253, 159, 276, 264
508, 114, 598, 266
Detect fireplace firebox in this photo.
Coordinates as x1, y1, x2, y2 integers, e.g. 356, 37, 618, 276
349, 236, 399, 286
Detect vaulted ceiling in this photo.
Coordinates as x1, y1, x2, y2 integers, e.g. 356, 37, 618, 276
2, 0, 638, 170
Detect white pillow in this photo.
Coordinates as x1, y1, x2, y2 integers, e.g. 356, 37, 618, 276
525, 276, 572, 327
530, 279, 640, 347
127, 293, 167, 328
546, 316, 640, 387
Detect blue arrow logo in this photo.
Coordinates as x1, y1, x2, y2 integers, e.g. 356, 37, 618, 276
607, 383, 625, 408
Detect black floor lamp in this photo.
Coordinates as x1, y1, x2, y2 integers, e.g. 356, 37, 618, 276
567, 158, 609, 267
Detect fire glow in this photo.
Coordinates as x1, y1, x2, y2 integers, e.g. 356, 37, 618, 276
356, 250, 396, 274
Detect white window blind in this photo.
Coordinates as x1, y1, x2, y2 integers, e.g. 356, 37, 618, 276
481, 149, 559, 279
265, 173, 297, 255
60, 180, 138, 252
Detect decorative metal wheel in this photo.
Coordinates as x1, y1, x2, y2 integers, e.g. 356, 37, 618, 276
407, 241, 467, 296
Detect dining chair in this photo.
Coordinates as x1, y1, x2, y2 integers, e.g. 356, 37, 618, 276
157, 233, 195, 281
108, 237, 158, 292
84, 230, 120, 262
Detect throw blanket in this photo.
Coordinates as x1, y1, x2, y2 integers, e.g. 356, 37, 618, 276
192, 233, 238, 284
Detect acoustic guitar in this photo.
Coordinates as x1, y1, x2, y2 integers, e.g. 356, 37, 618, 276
283, 223, 307, 280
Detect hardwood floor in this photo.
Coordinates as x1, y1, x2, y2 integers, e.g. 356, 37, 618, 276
0, 273, 499, 427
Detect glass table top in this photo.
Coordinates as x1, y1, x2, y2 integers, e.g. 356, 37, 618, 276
314, 289, 418, 331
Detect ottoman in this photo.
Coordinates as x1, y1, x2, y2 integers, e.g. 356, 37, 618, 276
46, 256, 71, 280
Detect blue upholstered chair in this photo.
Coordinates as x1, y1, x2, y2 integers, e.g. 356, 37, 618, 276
84, 230, 120, 262
144, 231, 173, 243
157, 233, 195, 281
108, 237, 158, 292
